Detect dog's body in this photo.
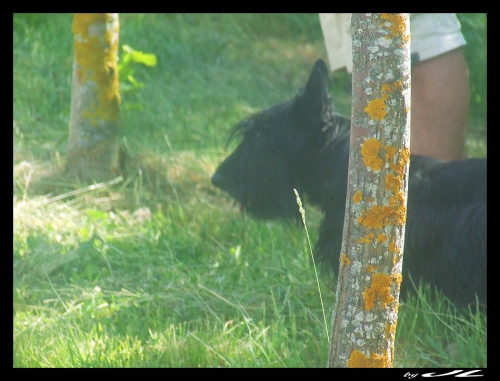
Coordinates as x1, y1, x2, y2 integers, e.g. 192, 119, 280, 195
212, 59, 486, 308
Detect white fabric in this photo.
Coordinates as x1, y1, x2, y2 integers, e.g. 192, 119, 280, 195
319, 13, 467, 72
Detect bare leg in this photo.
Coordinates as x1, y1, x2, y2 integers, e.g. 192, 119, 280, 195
410, 48, 470, 161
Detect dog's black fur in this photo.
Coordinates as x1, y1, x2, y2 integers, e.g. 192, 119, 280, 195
211, 59, 486, 308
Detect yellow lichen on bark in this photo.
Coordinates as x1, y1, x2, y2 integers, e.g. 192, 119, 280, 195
357, 205, 384, 229
358, 144, 409, 229
361, 138, 383, 171
357, 203, 405, 230
353, 190, 363, 204
389, 239, 400, 254
363, 273, 400, 310
391, 80, 403, 91
393, 255, 402, 266
393, 274, 403, 289
381, 13, 410, 43
389, 147, 411, 176
384, 145, 396, 161
359, 232, 375, 244
385, 322, 397, 342
347, 349, 391, 368
340, 253, 351, 266
366, 80, 408, 121
389, 194, 407, 226
364, 98, 386, 121
400, 146, 411, 167
385, 173, 401, 193
381, 83, 392, 95
72, 13, 120, 124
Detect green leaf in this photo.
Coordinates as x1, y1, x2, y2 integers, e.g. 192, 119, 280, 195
130, 50, 157, 67
127, 74, 144, 88
121, 44, 157, 67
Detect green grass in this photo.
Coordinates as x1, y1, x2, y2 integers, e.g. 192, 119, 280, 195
14, 13, 486, 368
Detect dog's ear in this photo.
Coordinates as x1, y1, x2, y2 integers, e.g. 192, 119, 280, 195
294, 59, 331, 122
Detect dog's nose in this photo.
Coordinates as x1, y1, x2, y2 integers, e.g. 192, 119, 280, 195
211, 172, 223, 187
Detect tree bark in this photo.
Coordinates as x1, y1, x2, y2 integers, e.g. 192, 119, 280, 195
327, 13, 411, 368
67, 13, 121, 183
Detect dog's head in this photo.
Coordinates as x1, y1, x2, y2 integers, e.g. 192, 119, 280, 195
211, 59, 337, 219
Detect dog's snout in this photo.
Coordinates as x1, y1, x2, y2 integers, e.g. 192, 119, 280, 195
211, 172, 223, 187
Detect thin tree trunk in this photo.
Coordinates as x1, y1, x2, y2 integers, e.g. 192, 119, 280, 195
67, 13, 121, 183
327, 13, 411, 368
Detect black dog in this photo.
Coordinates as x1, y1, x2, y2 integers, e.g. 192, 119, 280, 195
212, 59, 486, 308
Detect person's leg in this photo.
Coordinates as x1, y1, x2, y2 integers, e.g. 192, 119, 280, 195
410, 47, 470, 161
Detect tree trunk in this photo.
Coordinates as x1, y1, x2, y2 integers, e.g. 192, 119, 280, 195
67, 13, 121, 183
327, 13, 411, 368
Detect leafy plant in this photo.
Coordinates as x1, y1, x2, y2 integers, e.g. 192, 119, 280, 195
118, 44, 157, 110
